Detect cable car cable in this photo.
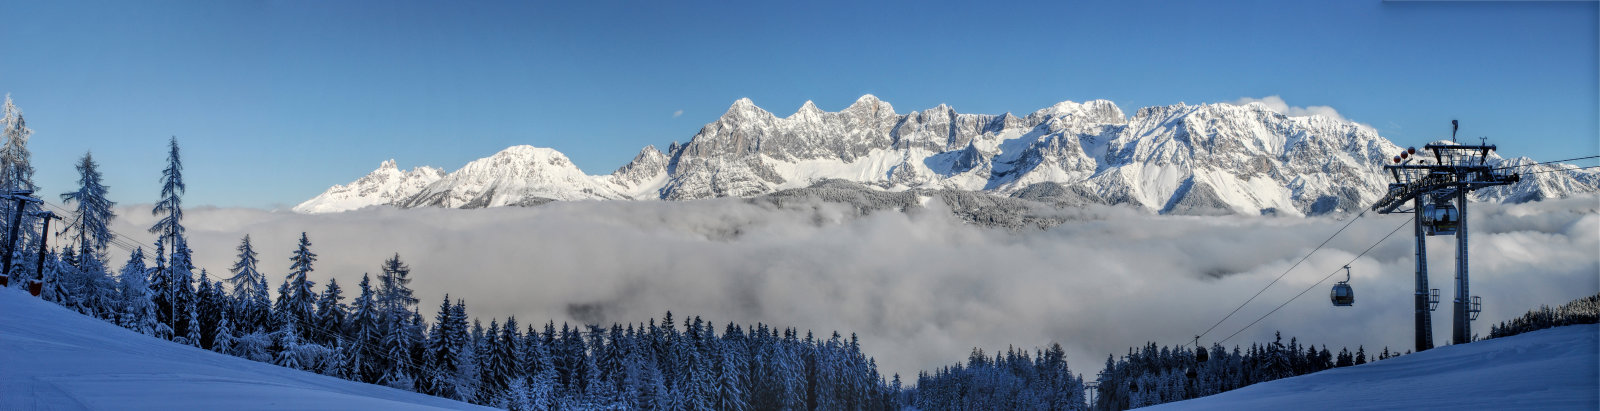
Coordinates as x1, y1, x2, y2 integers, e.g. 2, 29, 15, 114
1488, 154, 1600, 171
1218, 215, 1413, 345
1191, 209, 1370, 345
1516, 164, 1600, 176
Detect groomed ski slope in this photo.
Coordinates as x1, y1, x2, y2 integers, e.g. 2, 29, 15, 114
1148, 324, 1599, 410
0, 288, 491, 410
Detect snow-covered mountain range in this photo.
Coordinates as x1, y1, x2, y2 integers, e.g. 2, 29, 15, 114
294, 95, 1598, 215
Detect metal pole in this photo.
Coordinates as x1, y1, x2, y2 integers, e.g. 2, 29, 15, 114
1413, 196, 1433, 352
33, 212, 52, 287
2, 195, 27, 281
1453, 184, 1471, 344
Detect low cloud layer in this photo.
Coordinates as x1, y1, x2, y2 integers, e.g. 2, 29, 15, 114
101, 196, 1599, 378
1230, 95, 1348, 122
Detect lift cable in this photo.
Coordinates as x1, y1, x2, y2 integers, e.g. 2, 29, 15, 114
1217, 215, 1414, 345
1517, 164, 1600, 176
1191, 209, 1370, 345
1489, 154, 1600, 171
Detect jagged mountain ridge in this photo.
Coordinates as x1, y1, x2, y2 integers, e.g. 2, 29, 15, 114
294, 95, 1598, 216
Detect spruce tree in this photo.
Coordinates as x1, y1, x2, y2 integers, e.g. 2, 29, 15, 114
169, 237, 198, 341
377, 253, 418, 321
59, 151, 115, 258
315, 278, 346, 347
285, 232, 318, 341
116, 248, 157, 334
149, 136, 184, 249
0, 95, 39, 257
147, 237, 174, 339
227, 235, 269, 332
348, 273, 384, 384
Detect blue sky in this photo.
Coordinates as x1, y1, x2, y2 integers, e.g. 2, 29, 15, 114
1, 0, 1594, 208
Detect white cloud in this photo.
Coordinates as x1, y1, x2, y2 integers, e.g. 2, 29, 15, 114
1230, 95, 1349, 122
672, 109, 684, 118
102, 196, 1599, 378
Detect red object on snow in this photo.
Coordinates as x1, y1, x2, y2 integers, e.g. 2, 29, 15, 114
27, 279, 42, 297
0, 274, 8, 287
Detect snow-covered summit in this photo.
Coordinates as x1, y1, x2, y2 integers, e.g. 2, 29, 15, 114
297, 96, 1599, 214
293, 159, 445, 214
399, 145, 624, 209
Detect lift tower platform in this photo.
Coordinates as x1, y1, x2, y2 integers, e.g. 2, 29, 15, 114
1370, 127, 1518, 351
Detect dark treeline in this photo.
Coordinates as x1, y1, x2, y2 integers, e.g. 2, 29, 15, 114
1488, 292, 1599, 340
7, 120, 898, 409
912, 344, 1088, 410
913, 331, 1397, 410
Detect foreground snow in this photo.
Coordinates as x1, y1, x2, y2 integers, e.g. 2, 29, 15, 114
0, 288, 490, 410
1149, 324, 1599, 410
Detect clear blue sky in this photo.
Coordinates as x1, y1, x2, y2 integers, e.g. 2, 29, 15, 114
1, 0, 1594, 208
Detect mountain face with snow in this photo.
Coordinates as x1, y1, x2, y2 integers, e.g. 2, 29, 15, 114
293, 160, 445, 214
398, 145, 626, 208
296, 96, 1598, 215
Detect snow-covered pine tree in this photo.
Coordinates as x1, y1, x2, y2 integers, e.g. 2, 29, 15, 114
273, 276, 292, 332
59, 151, 115, 257
347, 273, 384, 384
499, 317, 524, 402
520, 322, 556, 410
377, 253, 418, 322
475, 319, 507, 403
324, 338, 350, 379
212, 311, 236, 355
717, 337, 750, 411
314, 277, 346, 347
148, 136, 184, 250
146, 237, 174, 340
408, 309, 430, 393
169, 237, 198, 341
275, 320, 304, 371
183, 296, 203, 348
196, 276, 226, 349
285, 232, 318, 341
0, 94, 39, 263
428, 295, 469, 400
226, 235, 270, 333
40, 250, 70, 305
380, 298, 417, 390
116, 248, 158, 335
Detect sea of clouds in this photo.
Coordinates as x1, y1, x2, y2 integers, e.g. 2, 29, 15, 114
102, 195, 1599, 379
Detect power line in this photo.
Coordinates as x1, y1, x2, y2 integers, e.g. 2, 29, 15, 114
1218, 215, 1415, 344
1192, 210, 1370, 345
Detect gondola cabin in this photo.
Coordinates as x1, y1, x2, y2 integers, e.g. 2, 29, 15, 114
1422, 203, 1459, 236
1330, 283, 1354, 306
1330, 265, 1354, 307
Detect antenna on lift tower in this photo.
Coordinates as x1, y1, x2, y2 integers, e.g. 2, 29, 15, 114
1369, 120, 1516, 351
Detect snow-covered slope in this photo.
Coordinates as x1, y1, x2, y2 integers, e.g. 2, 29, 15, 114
293, 160, 445, 213
297, 96, 1599, 214
0, 288, 492, 410
1149, 325, 1598, 410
